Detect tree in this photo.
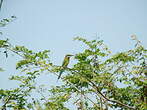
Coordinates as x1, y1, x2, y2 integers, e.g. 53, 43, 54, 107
0, 32, 146, 110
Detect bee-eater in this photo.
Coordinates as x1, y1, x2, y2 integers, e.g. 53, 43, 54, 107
58, 54, 73, 80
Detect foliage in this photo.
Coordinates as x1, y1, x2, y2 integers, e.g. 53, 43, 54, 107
0, 19, 146, 110
0, 16, 16, 27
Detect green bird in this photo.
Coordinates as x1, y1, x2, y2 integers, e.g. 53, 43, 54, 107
58, 54, 73, 80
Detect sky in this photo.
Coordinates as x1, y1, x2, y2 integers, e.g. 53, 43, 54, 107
0, 0, 147, 108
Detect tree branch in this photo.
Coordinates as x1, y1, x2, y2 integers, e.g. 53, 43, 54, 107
88, 79, 136, 110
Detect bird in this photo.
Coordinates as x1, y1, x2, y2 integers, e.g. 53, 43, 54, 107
57, 54, 73, 80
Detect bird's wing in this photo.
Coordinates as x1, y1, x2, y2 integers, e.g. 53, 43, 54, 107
62, 57, 69, 67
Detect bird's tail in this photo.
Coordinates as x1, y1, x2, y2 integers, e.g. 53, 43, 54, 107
57, 69, 64, 80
